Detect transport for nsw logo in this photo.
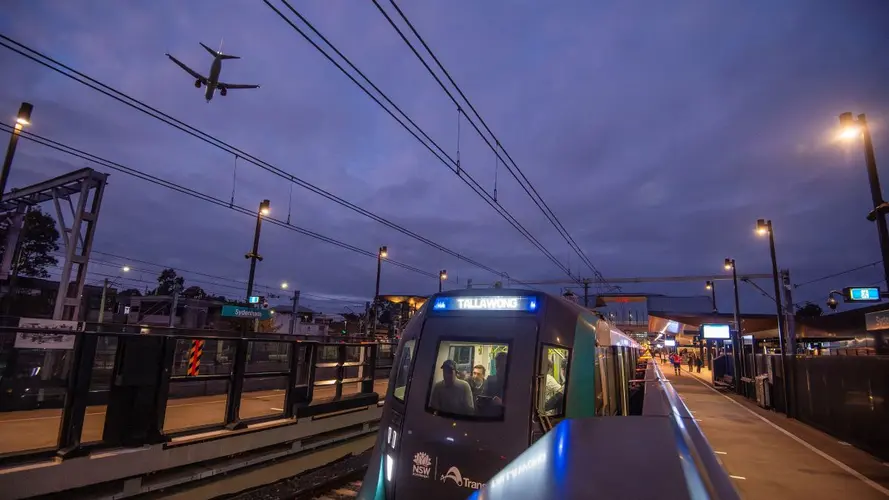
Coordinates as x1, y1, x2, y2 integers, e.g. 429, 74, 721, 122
440, 466, 485, 490
412, 452, 432, 479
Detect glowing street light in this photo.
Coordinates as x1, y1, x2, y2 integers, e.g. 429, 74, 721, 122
723, 257, 742, 395
755, 217, 792, 416
705, 281, 716, 313
122, 265, 131, 272
245, 199, 271, 305
281, 282, 289, 289
838, 111, 889, 287
1, 102, 35, 204
372, 245, 388, 335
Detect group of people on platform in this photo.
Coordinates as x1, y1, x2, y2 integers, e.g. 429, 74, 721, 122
658, 349, 703, 376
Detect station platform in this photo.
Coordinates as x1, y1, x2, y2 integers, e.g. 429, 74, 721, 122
661, 362, 889, 499
0, 380, 387, 455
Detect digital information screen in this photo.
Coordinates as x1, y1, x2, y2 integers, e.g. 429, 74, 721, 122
664, 339, 676, 347
701, 324, 731, 339
432, 296, 538, 312
844, 287, 881, 302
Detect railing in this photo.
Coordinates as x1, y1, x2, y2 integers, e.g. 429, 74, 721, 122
648, 361, 740, 500
0, 323, 396, 464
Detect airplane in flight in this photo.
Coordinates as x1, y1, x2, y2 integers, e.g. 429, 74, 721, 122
165, 41, 260, 102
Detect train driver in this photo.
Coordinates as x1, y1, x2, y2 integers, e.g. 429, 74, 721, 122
429, 359, 475, 415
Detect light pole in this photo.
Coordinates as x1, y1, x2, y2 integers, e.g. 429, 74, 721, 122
282, 282, 301, 336
705, 281, 717, 312
703, 281, 716, 369
724, 258, 743, 395
756, 218, 792, 416
839, 112, 889, 287
0, 103, 34, 204
245, 200, 270, 302
97, 266, 130, 324
372, 245, 387, 335
439, 269, 447, 293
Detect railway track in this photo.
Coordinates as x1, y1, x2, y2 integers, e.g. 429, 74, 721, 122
310, 479, 363, 499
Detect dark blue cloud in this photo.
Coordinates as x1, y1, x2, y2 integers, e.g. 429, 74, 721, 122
0, 0, 888, 314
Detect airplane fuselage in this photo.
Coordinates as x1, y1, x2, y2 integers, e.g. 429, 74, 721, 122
205, 57, 223, 102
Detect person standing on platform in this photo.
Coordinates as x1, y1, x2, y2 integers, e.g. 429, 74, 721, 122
670, 353, 682, 376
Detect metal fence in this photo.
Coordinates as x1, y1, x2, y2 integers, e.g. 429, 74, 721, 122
756, 354, 889, 462
0, 323, 396, 464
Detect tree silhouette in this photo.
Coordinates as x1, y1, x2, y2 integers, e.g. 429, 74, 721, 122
119, 288, 142, 297
0, 208, 60, 278
796, 302, 823, 318
182, 285, 206, 299
156, 268, 184, 295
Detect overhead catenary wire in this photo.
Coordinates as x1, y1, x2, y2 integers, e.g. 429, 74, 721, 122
0, 123, 437, 280
793, 260, 881, 289
0, 34, 537, 286
259, 4, 575, 282
370, 0, 607, 285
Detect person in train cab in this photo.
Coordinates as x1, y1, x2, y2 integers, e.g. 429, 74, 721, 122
543, 358, 564, 414
429, 359, 475, 415
482, 352, 508, 404
469, 364, 488, 399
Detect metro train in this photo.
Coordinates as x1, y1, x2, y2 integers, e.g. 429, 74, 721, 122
358, 288, 641, 500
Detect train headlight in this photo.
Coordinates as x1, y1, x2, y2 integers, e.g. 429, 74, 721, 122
386, 454, 395, 482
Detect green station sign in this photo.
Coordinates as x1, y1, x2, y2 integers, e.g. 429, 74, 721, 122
221, 305, 272, 320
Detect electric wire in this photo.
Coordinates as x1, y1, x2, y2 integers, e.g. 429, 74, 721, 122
372, 0, 606, 285
259, 3, 576, 282
793, 260, 880, 289
0, 33, 537, 286
0, 123, 437, 280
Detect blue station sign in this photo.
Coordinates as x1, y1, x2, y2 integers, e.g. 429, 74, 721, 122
843, 287, 882, 303
221, 305, 272, 320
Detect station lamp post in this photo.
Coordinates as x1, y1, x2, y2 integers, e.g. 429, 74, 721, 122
372, 245, 387, 335
705, 281, 716, 312
838, 112, 889, 288
0, 102, 34, 203
98, 265, 130, 324
724, 258, 743, 395
439, 269, 447, 293
756, 218, 793, 416
245, 199, 270, 302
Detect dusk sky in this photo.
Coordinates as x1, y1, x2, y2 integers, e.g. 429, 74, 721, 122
1, 1, 888, 314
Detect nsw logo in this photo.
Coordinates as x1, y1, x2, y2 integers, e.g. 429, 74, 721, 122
412, 452, 432, 479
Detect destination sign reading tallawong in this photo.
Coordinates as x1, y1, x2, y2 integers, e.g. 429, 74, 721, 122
433, 296, 537, 312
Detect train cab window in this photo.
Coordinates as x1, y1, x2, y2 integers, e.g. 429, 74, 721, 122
393, 340, 416, 401
538, 346, 568, 417
428, 341, 509, 419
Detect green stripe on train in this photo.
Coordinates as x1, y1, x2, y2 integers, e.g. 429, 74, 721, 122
565, 311, 598, 417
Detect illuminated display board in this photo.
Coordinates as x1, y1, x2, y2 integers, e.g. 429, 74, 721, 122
664, 339, 676, 347
432, 296, 537, 312
844, 287, 882, 302
701, 324, 731, 339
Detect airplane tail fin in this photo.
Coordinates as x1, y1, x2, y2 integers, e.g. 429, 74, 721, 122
199, 42, 239, 60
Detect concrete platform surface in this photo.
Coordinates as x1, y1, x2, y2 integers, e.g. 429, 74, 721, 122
666, 369, 889, 499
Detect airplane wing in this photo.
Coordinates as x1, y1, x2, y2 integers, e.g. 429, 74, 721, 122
217, 82, 261, 90
165, 53, 207, 83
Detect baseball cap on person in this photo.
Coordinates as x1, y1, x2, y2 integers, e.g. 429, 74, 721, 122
441, 359, 456, 371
